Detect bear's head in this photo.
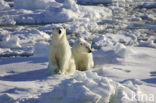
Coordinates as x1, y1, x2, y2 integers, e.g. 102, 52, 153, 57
52, 26, 66, 39
74, 38, 92, 53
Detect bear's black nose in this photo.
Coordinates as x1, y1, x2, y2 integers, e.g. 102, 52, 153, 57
59, 29, 62, 34
88, 50, 92, 53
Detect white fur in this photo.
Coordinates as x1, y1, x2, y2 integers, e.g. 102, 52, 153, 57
72, 38, 94, 71
48, 26, 76, 75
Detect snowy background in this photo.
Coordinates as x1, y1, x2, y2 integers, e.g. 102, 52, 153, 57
0, 0, 156, 103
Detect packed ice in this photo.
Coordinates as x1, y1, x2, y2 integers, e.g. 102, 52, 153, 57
0, 0, 156, 103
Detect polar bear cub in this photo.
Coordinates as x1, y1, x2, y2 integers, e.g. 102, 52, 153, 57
72, 38, 94, 71
48, 26, 76, 75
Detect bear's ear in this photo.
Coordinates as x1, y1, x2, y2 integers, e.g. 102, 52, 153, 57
62, 26, 66, 29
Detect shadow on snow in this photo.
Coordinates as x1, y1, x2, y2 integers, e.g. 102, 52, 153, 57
0, 57, 48, 65
0, 68, 50, 81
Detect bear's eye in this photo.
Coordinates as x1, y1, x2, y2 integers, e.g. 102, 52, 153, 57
59, 29, 62, 34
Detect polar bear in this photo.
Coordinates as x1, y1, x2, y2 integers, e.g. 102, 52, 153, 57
48, 26, 76, 75
72, 38, 94, 71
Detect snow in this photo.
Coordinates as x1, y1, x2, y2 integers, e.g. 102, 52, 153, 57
0, 0, 156, 103
34, 42, 49, 57
0, 46, 156, 103
0, 0, 112, 24
77, 0, 112, 5
0, 34, 21, 49
0, 0, 9, 10
14, 0, 55, 10
139, 2, 156, 9
0, 28, 50, 57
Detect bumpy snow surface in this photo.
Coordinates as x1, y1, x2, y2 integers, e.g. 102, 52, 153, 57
0, 0, 9, 10
0, 0, 156, 103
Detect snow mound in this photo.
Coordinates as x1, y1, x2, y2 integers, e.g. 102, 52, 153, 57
0, 28, 50, 57
92, 35, 135, 65
63, 0, 79, 12
42, 4, 77, 23
0, 15, 16, 25
113, 43, 128, 58
139, 40, 156, 48
14, 0, 55, 10
0, 34, 21, 49
38, 71, 141, 103
92, 34, 137, 50
48, 21, 105, 35
13, 0, 112, 24
1, 70, 140, 103
26, 29, 51, 42
0, 0, 9, 10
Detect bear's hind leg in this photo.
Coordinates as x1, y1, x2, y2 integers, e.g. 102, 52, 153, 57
48, 59, 58, 74
67, 58, 76, 74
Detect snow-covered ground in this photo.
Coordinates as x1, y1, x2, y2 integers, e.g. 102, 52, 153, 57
0, 0, 156, 103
